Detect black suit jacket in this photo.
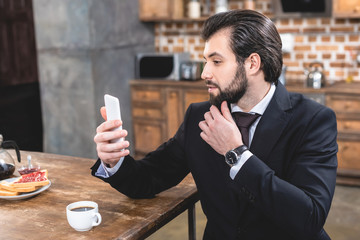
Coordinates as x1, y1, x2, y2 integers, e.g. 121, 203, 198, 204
92, 83, 338, 240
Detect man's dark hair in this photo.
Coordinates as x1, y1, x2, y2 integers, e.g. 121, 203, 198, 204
201, 10, 283, 84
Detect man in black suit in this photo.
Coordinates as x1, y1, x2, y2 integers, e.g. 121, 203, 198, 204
92, 10, 337, 240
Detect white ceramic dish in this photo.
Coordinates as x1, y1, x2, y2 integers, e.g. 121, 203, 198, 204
0, 177, 51, 200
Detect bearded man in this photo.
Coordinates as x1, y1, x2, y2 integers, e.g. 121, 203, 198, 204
92, 10, 337, 240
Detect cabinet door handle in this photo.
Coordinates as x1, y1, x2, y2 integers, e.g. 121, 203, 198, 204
138, 92, 148, 99
344, 101, 352, 110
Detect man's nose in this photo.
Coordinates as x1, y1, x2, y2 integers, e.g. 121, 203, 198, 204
201, 64, 212, 80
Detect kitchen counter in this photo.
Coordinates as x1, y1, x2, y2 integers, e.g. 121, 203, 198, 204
286, 81, 360, 94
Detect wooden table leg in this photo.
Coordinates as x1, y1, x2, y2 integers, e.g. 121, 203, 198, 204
188, 203, 196, 240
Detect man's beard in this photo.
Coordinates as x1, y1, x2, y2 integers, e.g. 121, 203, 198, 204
208, 64, 248, 110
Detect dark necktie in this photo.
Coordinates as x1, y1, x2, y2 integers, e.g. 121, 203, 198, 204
232, 112, 261, 147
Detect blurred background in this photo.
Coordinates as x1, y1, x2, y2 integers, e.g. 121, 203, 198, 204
1, 0, 359, 159
1, 1, 360, 238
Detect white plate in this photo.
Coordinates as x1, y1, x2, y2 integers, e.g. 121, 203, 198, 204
0, 177, 51, 200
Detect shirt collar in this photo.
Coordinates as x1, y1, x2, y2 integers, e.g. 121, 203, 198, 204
231, 83, 276, 115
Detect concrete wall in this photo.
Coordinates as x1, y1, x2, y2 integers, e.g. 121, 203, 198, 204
33, 0, 154, 158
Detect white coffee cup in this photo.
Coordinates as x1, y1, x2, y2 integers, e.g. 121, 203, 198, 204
66, 201, 102, 231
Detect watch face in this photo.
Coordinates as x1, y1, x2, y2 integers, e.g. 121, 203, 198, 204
225, 151, 237, 165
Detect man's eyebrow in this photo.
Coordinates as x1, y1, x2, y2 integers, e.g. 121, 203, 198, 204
203, 52, 224, 60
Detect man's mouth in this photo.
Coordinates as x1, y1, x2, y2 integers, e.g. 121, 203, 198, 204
205, 80, 219, 93
207, 86, 218, 93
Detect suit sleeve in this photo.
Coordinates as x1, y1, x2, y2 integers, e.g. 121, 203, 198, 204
233, 106, 338, 238
91, 117, 190, 199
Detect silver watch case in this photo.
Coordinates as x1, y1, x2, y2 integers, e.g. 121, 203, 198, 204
225, 145, 248, 166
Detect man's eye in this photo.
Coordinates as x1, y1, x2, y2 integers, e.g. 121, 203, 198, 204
214, 60, 221, 64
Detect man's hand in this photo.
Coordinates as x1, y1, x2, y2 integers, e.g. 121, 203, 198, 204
94, 106, 130, 168
199, 101, 243, 155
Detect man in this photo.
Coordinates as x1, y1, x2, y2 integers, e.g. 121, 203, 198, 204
92, 10, 337, 240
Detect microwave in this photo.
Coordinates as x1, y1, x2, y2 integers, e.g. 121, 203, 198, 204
135, 52, 190, 80
272, 0, 332, 18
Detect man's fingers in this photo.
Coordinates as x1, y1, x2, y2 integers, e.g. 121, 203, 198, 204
97, 140, 129, 153
220, 101, 233, 122
199, 131, 208, 142
98, 149, 129, 163
209, 102, 233, 124
199, 120, 209, 134
203, 111, 214, 124
100, 106, 107, 120
94, 129, 126, 144
209, 104, 221, 119
96, 119, 122, 134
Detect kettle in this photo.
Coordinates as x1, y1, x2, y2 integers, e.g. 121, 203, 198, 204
305, 62, 326, 89
180, 61, 203, 81
0, 134, 21, 180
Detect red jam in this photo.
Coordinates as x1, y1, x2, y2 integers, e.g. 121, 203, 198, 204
18, 167, 40, 175
15, 170, 46, 183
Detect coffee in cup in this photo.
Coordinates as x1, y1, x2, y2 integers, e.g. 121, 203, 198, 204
66, 201, 102, 231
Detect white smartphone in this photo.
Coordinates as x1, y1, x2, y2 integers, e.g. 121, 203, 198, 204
104, 94, 123, 143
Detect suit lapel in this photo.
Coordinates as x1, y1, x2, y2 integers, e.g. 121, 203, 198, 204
250, 83, 293, 162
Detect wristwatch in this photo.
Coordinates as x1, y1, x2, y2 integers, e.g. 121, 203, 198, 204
225, 145, 248, 167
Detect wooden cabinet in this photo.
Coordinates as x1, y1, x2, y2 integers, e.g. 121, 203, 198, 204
131, 85, 166, 155
287, 84, 360, 185
289, 83, 360, 185
139, 0, 184, 21
325, 84, 360, 185
130, 80, 208, 158
333, 0, 360, 18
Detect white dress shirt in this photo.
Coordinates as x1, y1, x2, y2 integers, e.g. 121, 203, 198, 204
229, 83, 276, 179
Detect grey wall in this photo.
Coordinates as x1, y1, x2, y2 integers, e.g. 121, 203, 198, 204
33, 0, 154, 158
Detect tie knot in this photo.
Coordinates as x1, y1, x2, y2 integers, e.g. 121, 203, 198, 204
232, 112, 261, 128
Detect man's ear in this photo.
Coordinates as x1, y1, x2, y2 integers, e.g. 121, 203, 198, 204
247, 53, 261, 73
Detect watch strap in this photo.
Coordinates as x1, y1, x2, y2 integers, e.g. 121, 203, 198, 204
233, 145, 248, 156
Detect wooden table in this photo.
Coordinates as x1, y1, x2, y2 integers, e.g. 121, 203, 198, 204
0, 151, 199, 240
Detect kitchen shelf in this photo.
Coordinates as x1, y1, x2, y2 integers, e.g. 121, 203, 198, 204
140, 17, 209, 23
333, 0, 360, 18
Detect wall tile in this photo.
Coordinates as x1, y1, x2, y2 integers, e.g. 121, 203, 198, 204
154, 0, 360, 82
